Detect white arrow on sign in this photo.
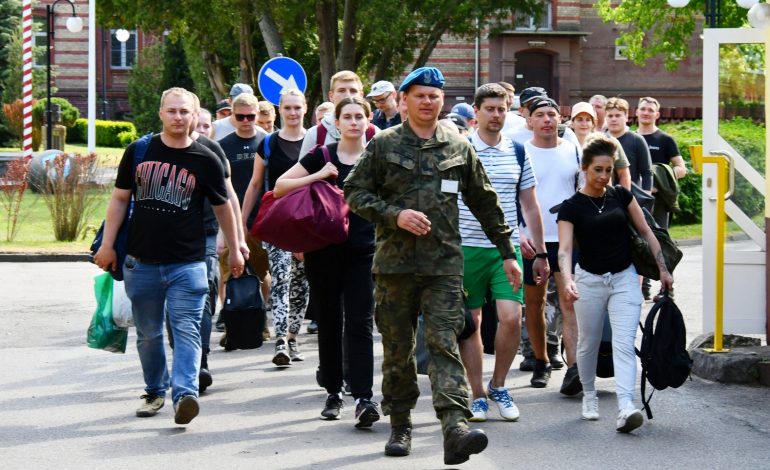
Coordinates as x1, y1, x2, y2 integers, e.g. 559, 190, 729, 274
264, 68, 299, 93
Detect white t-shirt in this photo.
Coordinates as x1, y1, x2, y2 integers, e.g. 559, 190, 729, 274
520, 139, 580, 242
502, 112, 526, 135
459, 132, 536, 247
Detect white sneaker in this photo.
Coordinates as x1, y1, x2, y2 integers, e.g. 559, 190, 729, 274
487, 381, 520, 421
581, 392, 599, 421
616, 408, 644, 433
469, 397, 488, 422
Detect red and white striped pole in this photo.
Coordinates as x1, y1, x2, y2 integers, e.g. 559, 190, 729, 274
21, 0, 33, 160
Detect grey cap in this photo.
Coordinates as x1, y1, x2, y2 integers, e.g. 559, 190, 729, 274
229, 83, 254, 98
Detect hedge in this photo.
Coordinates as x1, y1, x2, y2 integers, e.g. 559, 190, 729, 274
31, 98, 80, 128
66, 118, 137, 147
659, 117, 765, 225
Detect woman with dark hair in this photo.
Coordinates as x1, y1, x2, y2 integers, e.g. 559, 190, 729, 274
275, 96, 379, 428
556, 135, 673, 433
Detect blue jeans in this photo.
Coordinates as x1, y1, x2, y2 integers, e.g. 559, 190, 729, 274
201, 235, 219, 354
124, 255, 208, 404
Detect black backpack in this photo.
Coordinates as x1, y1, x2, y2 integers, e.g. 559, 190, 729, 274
636, 293, 692, 419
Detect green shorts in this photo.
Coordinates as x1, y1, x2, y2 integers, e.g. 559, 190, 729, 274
462, 245, 523, 308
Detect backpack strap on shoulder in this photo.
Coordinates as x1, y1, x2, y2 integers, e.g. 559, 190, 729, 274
365, 123, 376, 142
513, 140, 527, 228
316, 124, 328, 147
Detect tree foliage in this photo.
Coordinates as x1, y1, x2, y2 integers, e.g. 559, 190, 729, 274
97, 0, 544, 107
596, 0, 750, 71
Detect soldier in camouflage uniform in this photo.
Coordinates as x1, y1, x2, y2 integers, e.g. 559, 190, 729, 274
344, 67, 520, 466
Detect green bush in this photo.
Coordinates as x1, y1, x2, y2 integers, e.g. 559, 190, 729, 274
67, 118, 87, 143
660, 117, 765, 225
64, 118, 136, 147
117, 129, 138, 147
31, 97, 80, 128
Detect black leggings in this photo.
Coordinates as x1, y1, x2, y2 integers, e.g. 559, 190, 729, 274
305, 242, 375, 400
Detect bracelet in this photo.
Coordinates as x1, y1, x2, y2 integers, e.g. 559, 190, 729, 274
535, 252, 548, 259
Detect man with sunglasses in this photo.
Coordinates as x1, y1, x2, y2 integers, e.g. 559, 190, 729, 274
368, 80, 401, 129
212, 83, 256, 140
217, 93, 271, 339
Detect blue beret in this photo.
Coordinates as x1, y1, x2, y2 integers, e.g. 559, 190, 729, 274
399, 67, 445, 92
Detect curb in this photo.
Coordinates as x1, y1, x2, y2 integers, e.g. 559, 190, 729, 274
0, 253, 90, 262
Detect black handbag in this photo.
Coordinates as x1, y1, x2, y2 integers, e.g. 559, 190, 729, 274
221, 266, 266, 351
615, 185, 683, 280
223, 266, 263, 312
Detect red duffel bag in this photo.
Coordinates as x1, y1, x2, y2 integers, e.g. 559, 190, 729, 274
251, 147, 349, 253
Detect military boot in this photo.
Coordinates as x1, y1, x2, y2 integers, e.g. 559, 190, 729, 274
443, 426, 488, 465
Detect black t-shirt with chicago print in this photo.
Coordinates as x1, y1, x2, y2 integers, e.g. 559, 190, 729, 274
116, 135, 228, 263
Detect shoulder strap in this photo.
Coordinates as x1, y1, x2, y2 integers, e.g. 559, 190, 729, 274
263, 132, 272, 159
365, 123, 376, 142
133, 132, 153, 167
321, 145, 331, 163
513, 140, 527, 228
316, 124, 328, 147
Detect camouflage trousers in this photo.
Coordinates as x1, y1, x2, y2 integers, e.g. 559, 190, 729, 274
374, 274, 471, 435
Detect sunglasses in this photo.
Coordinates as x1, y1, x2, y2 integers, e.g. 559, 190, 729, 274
234, 113, 256, 121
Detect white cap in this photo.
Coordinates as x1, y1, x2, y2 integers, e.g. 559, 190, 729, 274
367, 81, 396, 97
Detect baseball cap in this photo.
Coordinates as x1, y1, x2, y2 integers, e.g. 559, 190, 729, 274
519, 87, 547, 106
446, 113, 468, 130
215, 99, 231, 112
570, 101, 596, 121
229, 83, 254, 98
527, 96, 560, 114
367, 80, 396, 97
451, 103, 475, 120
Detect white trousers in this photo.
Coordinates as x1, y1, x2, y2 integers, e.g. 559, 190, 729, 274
574, 264, 642, 411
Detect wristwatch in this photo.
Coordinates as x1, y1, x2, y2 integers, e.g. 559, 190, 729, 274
535, 252, 548, 259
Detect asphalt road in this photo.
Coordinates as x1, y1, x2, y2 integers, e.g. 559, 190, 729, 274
0, 244, 768, 469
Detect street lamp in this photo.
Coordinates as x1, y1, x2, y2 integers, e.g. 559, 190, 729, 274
668, 0, 768, 28
46, 0, 83, 150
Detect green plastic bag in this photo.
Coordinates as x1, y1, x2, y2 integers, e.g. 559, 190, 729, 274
87, 272, 128, 353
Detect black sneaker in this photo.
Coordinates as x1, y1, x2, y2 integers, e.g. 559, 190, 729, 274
307, 320, 319, 334
530, 359, 552, 388
354, 399, 381, 428
287, 338, 305, 361
321, 393, 344, 420
199, 368, 213, 393
443, 426, 488, 465
384, 425, 412, 457
560, 364, 582, 396
519, 356, 536, 372
547, 343, 564, 370
272, 338, 291, 367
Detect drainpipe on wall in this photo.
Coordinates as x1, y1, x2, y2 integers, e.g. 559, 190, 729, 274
474, 17, 480, 90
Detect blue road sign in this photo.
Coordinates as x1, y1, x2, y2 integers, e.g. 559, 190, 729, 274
257, 57, 308, 106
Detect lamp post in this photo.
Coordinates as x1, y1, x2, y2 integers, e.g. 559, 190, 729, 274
45, 0, 83, 150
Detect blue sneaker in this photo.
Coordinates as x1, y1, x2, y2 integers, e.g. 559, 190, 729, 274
487, 381, 520, 421
469, 398, 488, 422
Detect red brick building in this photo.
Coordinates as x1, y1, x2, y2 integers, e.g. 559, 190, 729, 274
420, 0, 703, 116
34, 0, 149, 120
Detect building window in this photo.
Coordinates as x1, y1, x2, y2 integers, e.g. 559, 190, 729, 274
110, 29, 136, 69
515, 1, 552, 31
33, 17, 47, 68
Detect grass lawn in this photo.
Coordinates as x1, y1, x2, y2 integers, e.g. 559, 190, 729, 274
0, 188, 110, 253
0, 143, 125, 168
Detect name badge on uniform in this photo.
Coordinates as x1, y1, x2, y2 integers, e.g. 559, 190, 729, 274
441, 179, 459, 194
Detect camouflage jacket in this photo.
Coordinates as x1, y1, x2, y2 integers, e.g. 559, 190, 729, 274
344, 120, 515, 275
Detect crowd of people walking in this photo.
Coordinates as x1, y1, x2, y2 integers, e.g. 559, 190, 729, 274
93, 64, 683, 465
